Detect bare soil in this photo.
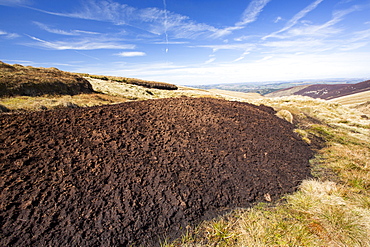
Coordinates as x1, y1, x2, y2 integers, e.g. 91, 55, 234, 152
0, 97, 313, 246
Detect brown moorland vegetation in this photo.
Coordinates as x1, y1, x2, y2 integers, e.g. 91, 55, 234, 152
266, 80, 370, 100
79, 73, 178, 90
0, 62, 183, 112
0, 61, 94, 97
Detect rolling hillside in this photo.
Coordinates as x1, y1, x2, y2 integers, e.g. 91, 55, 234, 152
266, 80, 370, 100
0, 62, 220, 112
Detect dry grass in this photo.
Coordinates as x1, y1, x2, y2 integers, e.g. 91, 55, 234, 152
329, 91, 370, 106
0, 93, 128, 111
0, 78, 222, 112
276, 109, 293, 123
208, 89, 264, 101
78, 73, 178, 90
0, 61, 93, 97
86, 78, 221, 101
164, 95, 370, 247
0, 63, 222, 111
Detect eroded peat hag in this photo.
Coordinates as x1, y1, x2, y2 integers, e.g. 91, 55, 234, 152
0, 97, 313, 246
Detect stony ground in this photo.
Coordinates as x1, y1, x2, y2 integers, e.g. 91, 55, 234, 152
0, 97, 313, 246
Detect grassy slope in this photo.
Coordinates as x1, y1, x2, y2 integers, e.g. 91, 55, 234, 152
86, 78, 221, 101
0, 79, 226, 112
208, 89, 265, 101
265, 85, 311, 98
329, 90, 370, 105
0, 65, 224, 112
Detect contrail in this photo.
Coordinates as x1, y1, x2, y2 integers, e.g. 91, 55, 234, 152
74, 50, 100, 61
163, 0, 169, 53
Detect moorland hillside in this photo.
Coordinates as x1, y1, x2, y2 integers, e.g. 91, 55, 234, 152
266, 80, 370, 99
0, 61, 94, 97
0, 62, 218, 112
1, 62, 369, 246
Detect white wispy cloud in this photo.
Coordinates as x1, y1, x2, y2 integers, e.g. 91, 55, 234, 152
22, 0, 272, 41
26, 35, 136, 50
26, 0, 271, 41
234, 35, 261, 42
262, 3, 365, 41
0, 30, 20, 39
98, 52, 370, 85
33, 21, 100, 36
283, 24, 341, 38
116, 51, 146, 57
95, 62, 187, 79
211, 26, 243, 38
327, 4, 363, 25
196, 43, 255, 52
261, 16, 370, 54
233, 50, 251, 62
274, 16, 283, 23
0, 59, 33, 64
27, 0, 221, 40
261, 39, 332, 53
211, 0, 271, 38
204, 58, 216, 64
154, 41, 189, 45
337, 28, 370, 51
74, 30, 100, 35
339, 42, 367, 51
351, 28, 370, 42
263, 0, 324, 39
197, 43, 256, 63
236, 0, 272, 26
33, 22, 76, 36
263, 39, 324, 48
0, 0, 28, 6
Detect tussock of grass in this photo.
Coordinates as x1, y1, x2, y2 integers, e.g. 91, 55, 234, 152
276, 109, 293, 123
164, 96, 370, 247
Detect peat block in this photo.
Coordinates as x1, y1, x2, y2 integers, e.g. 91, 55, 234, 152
0, 97, 313, 246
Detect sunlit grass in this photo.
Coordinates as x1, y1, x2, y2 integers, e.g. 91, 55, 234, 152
0, 93, 129, 111
79, 73, 178, 90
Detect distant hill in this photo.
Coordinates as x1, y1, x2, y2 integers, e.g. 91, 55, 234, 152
265, 80, 370, 100
192, 79, 365, 96
329, 91, 370, 105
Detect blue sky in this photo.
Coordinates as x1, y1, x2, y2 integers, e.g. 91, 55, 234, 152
1, 0, 370, 85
